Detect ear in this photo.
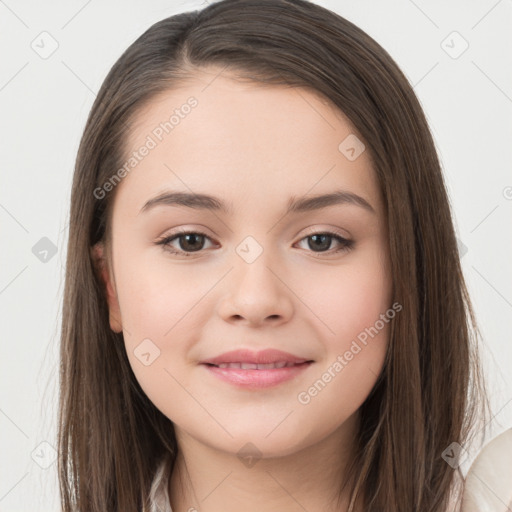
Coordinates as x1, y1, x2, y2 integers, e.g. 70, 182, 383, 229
90, 242, 123, 333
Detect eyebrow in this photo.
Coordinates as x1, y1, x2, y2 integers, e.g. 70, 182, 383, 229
139, 189, 375, 216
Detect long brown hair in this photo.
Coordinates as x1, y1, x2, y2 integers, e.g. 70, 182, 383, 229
58, 0, 491, 510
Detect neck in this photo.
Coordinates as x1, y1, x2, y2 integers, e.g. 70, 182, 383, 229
169, 412, 363, 512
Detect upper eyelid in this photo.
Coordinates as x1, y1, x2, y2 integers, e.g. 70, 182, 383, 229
162, 226, 350, 242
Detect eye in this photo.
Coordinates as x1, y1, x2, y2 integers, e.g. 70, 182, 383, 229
156, 229, 215, 257
294, 230, 354, 256
156, 229, 354, 257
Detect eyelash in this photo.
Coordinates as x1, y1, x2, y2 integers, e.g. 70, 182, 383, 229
155, 228, 354, 258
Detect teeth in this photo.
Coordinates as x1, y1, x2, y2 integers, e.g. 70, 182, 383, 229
215, 361, 299, 370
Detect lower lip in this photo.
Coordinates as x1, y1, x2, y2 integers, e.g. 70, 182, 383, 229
201, 362, 313, 388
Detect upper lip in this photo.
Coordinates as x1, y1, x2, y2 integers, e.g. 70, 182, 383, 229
200, 349, 313, 365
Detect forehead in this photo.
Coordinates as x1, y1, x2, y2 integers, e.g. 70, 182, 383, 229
115, 69, 382, 217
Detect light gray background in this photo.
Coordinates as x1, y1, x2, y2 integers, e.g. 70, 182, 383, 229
1, 0, 511, 510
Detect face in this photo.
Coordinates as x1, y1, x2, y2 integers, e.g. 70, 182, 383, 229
94, 68, 393, 459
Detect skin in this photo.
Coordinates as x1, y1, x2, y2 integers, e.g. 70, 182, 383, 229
93, 67, 392, 512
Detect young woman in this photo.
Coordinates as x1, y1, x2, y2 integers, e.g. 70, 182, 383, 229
57, 1, 491, 510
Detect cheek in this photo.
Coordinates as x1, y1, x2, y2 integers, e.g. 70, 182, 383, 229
294, 249, 391, 399
113, 254, 202, 396
116, 250, 202, 341
290, 252, 391, 435
118, 267, 203, 419
301, 248, 392, 349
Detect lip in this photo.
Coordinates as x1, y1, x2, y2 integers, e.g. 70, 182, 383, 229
203, 362, 313, 388
200, 349, 314, 389
200, 348, 312, 366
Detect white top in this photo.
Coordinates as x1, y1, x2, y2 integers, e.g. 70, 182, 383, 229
461, 428, 512, 512
144, 456, 173, 512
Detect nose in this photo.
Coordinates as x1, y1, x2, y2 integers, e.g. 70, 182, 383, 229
216, 248, 295, 328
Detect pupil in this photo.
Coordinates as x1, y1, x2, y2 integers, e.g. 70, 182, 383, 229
182, 234, 203, 252
309, 234, 330, 251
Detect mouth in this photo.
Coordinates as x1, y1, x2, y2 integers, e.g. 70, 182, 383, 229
200, 348, 313, 366
203, 361, 313, 369
201, 359, 314, 388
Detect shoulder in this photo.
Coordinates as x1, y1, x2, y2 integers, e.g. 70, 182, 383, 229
461, 428, 512, 512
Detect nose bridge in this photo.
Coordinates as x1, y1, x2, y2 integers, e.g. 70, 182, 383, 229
217, 233, 294, 325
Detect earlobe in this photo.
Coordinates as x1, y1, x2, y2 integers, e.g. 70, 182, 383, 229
90, 242, 123, 333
